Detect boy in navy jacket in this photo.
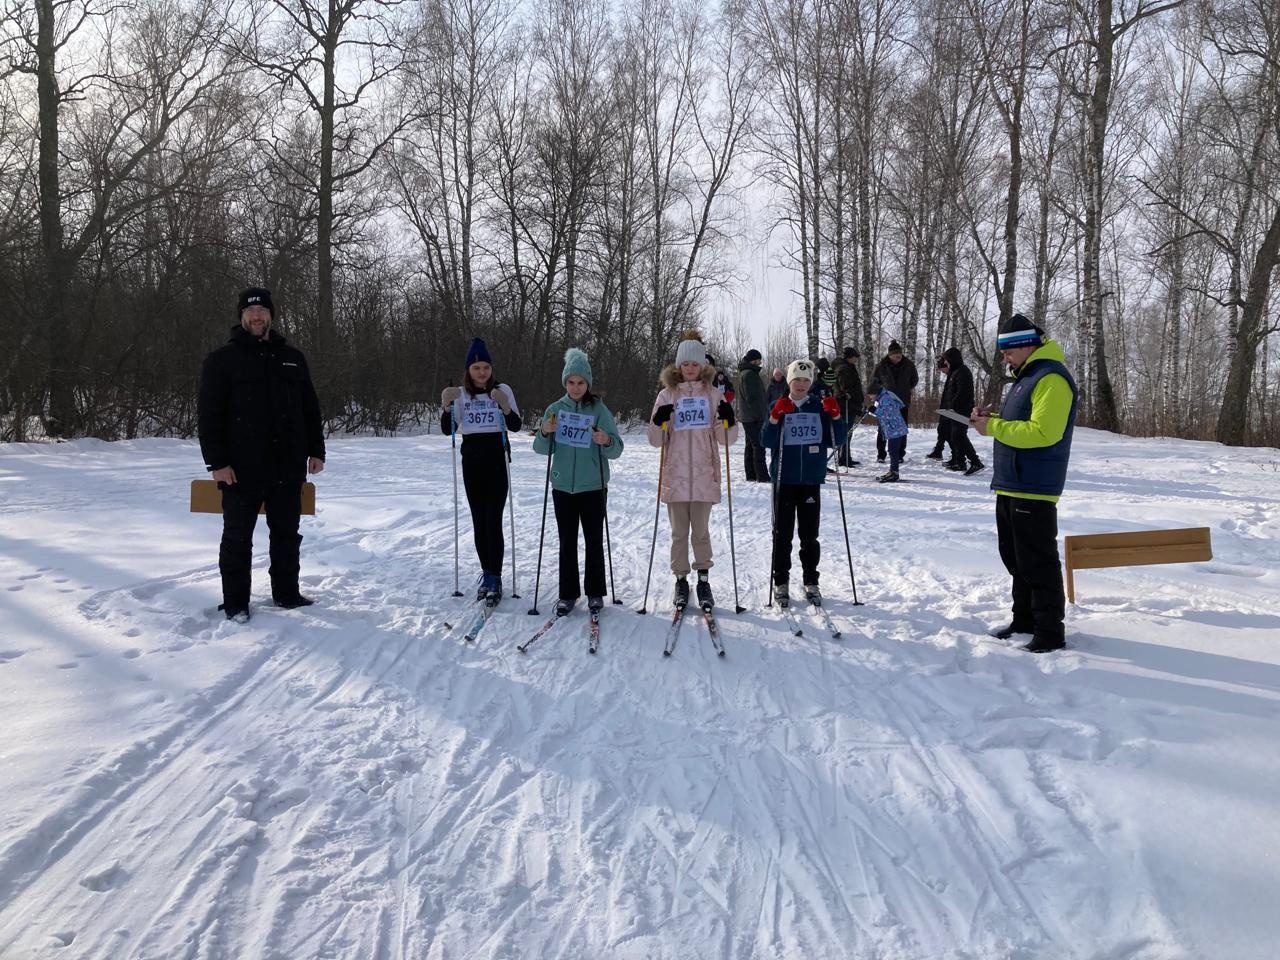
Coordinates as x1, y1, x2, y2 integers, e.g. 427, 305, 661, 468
760, 359, 848, 607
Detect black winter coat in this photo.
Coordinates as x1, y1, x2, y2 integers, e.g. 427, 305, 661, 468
198, 325, 325, 485
734, 359, 768, 422
939, 347, 975, 415
765, 376, 789, 408
833, 358, 864, 403
869, 354, 919, 405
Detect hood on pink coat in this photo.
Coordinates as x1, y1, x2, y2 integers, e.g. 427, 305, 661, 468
659, 363, 718, 391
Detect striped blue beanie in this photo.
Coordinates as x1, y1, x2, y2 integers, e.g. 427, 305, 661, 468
996, 313, 1043, 350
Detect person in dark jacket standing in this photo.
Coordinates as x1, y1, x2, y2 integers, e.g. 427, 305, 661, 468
832, 346, 864, 467
926, 355, 952, 462
441, 338, 523, 606
972, 314, 1078, 654
939, 347, 984, 475
761, 359, 847, 606
734, 349, 769, 481
198, 287, 326, 622
868, 341, 919, 462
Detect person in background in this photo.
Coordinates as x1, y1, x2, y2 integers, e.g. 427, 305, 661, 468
926, 355, 952, 463
971, 313, 1078, 654
939, 347, 984, 476
198, 287, 325, 623
868, 340, 919, 463
832, 346, 864, 468
866, 383, 908, 483
734, 348, 769, 482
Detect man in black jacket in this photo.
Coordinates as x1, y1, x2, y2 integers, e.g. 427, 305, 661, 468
938, 347, 983, 475
198, 288, 326, 622
868, 341, 919, 462
734, 349, 769, 481
832, 346, 864, 467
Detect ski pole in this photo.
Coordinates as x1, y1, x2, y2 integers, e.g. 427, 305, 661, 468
767, 415, 786, 608
832, 441, 862, 606
450, 410, 463, 598
501, 418, 520, 599
599, 443, 621, 604
722, 419, 745, 613
639, 423, 669, 615
528, 422, 554, 615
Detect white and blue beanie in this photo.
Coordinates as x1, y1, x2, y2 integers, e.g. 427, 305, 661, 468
997, 313, 1044, 350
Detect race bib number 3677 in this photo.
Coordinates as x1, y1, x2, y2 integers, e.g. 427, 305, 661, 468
555, 410, 595, 448
673, 396, 711, 431
461, 397, 502, 433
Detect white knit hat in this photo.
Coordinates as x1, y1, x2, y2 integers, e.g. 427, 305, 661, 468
786, 359, 815, 383
675, 336, 706, 367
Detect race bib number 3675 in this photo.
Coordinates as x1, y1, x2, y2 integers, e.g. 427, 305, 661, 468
461, 397, 502, 433
673, 396, 711, 431
783, 412, 821, 446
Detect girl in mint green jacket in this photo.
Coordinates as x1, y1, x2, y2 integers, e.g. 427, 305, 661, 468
532, 348, 624, 614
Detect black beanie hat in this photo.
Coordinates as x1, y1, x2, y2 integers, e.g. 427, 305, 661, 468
843, 346, 860, 359
997, 313, 1044, 350
238, 287, 274, 317
744, 348, 763, 363
888, 340, 903, 354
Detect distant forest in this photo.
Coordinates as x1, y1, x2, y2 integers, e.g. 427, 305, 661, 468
1, 0, 1277, 444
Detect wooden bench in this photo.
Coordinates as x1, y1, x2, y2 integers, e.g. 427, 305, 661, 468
190, 480, 316, 516
1063, 527, 1212, 603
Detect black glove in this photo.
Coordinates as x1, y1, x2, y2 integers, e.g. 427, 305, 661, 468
717, 400, 736, 426
652, 403, 675, 427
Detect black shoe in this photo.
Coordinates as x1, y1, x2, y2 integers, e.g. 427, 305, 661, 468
991, 622, 1034, 640
964, 461, 985, 476
673, 577, 690, 609
273, 594, 314, 609
1022, 635, 1066, 653
877, 455, 886, 463
945, 460, 965, 471
877, 471, 899, 483
849, 460, 861, 467
220, 605, 250, 624
555, 598, 574, 617
696, 575, 714, 610
925, 450, 943, 460
587, 595, 604, 613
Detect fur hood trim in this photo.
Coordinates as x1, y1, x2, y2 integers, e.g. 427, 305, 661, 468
660, 363, 718, 390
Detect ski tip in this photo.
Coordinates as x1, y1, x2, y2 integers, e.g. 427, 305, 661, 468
516, 645, 527, 654
589, 648, 597, 655
718, 649, 726, 657
663, 650, 672, 657
832, 632, 843, 639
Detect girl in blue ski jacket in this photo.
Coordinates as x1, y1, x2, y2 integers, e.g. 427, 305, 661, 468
760, 359, 848, 606
532, 349, 624, 615
867, 385, 908, 483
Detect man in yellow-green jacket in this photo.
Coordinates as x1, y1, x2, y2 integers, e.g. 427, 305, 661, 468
972, 314, 1078, 653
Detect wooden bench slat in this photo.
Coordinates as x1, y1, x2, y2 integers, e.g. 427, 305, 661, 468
190, 479, 316, 516
1063, 526, 1212, 603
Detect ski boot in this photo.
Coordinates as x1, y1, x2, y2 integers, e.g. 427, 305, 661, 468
696, 572, 714, 611
673, 577, 690, 609
587, 596, 604, 613
555, 598, 574, 617
804, 582, 822, 606
774, 581, 790, 608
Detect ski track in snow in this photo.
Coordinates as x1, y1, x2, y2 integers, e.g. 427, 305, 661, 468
0, 432, 1278, 958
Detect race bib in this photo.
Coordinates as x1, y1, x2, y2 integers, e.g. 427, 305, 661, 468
783, 412, 822, 446
555, 410, 595, 448
673, 395, 711, 431
460, 397, 502, 433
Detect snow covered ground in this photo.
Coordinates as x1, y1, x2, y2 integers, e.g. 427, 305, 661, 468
0, 426, 1278, 959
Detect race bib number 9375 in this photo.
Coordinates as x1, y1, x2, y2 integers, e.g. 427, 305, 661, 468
783, 412, 821, 446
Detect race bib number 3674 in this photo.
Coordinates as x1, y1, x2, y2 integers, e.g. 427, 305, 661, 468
461, 397, 502, 433
673, 396, 711, 431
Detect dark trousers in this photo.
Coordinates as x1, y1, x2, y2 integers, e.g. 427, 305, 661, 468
996, 495, 1065, 640
887, 434, 906, 472
742, 421, 768, 481
837, 399, 859, 466
876, 400, 910, 458
463, 460, 508, 576
772, 484, 821, 585
552, 488, 607, 600
930, 420, 950, 458
219, 480, 303, 609
948, 420, 980, 465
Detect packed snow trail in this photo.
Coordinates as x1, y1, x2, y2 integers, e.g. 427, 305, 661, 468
0, 431, 1278, 958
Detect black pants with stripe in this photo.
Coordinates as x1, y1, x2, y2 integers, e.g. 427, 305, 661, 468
995, 494, 1065, 640
772, 484, 821, 585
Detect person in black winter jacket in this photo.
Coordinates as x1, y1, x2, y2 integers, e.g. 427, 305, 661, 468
198, 287, 326, 622
440, 337, 524, 605
832, 347, 864, 467
868, 340, 919, 461
734, 350, 769, 481
939, 347, 984, 475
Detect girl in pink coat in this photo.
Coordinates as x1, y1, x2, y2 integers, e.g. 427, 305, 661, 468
647, 331, 739, 610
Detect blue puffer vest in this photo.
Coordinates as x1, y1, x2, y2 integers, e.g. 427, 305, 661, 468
991, 358, 1078, 497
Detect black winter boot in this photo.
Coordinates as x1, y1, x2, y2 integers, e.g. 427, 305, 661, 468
991, 621, 1034, 640
673, 577, 690, 609
1023, 635, 1066, 653
696, 571, 714, 610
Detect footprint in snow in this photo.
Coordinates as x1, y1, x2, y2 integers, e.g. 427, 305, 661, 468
0, 649, 27, 664
122, 648, 142, 660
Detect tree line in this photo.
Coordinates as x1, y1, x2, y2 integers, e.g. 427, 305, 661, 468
1, 0, 1276, 445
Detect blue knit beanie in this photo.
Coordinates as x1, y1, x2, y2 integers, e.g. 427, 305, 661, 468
465, 337, 492, 367
562, 347, 593, 387
996, 313, 1044, 350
